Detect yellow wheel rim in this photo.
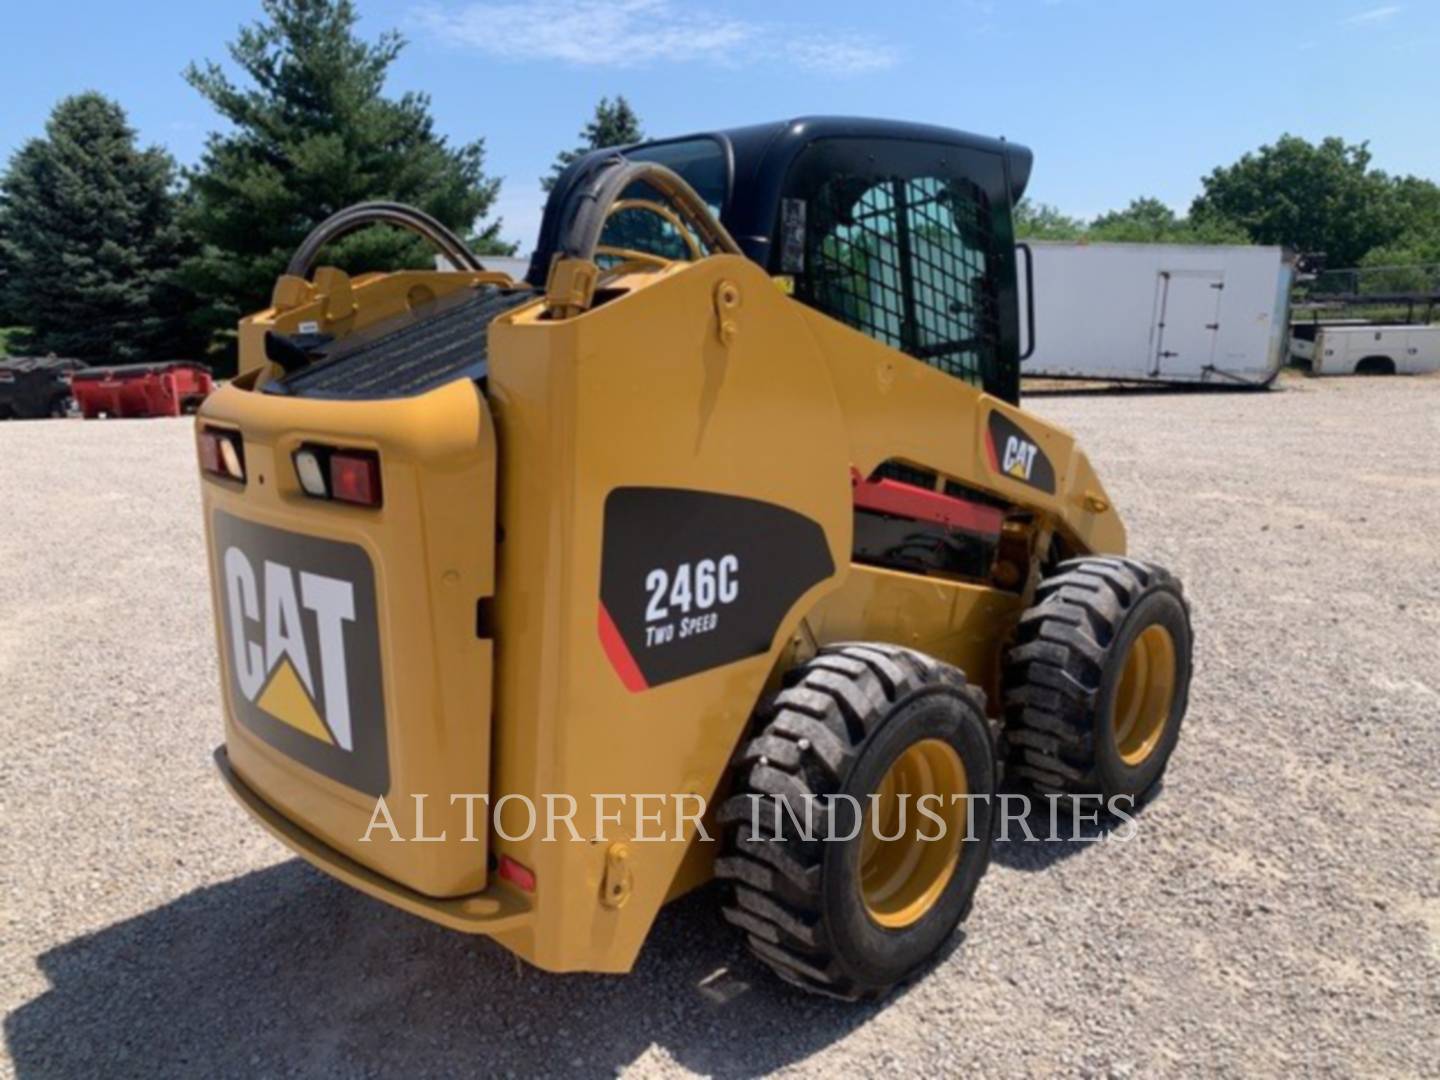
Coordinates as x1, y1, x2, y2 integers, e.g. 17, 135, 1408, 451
1111, 624, 1178, 766
858, 738, 968, 929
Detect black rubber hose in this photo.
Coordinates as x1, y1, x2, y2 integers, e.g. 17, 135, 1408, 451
285, 202, 485, 279
560, 158, 741, 265
526, 156, 741, 286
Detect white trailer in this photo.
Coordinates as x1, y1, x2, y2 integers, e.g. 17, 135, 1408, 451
1290, 323, 1440, 375
1018, 242, 1294, 386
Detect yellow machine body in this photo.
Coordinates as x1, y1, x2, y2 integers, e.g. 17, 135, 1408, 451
201, 247, 1123, 973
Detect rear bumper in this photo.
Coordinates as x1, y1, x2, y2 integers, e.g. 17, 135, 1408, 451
215, 746, 531, 935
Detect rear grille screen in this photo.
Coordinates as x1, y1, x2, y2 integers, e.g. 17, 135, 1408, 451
273, 287, 534, 400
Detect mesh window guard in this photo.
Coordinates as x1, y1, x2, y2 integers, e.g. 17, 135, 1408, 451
798, 175, 1000, 388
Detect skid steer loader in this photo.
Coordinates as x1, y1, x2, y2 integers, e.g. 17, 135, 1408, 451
198, 117, 1193, 1000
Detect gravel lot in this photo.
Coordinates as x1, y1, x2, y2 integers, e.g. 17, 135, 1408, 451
3, 374, 1438, 1078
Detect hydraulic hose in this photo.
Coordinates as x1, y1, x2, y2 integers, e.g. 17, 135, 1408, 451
559, 157, 742, 265
527, 155, 741, 286
285, 201, 486, 279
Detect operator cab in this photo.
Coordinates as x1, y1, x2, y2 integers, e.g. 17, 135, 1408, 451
530, 117, 1034, 404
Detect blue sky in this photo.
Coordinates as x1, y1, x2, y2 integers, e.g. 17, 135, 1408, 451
2, 0, 1437, 251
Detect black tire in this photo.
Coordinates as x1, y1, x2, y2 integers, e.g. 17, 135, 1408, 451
1004, 556, 1192, 805
715, 644, 997, 1000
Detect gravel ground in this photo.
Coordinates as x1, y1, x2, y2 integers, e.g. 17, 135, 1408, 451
2, 373, 1438, 1078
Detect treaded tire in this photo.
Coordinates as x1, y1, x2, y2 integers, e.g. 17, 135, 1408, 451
1004, 556, 1192, 804
715, 643, 997, 1000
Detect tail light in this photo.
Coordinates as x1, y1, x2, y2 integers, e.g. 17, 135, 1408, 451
292, 445, 383, 508
498, 855, 536, 892
199, 427, 246, 482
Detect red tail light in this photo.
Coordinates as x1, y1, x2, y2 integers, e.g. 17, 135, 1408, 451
330, 451, 382, 507
292, 444, 382, 508
498, 855, 536, 892
198, 427, 245, 482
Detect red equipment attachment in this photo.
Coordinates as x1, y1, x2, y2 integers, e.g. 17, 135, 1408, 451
71, 362, 214, 419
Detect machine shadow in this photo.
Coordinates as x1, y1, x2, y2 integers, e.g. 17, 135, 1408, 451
988, 779, 1165, 871
6, 861, 890, 1079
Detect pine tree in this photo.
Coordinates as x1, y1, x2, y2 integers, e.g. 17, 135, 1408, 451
542, 96, 644, 192
181, 0, 512, 345
0, 93, 199, 363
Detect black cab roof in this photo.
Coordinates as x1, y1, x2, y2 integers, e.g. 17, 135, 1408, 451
623, 116, 1034, 267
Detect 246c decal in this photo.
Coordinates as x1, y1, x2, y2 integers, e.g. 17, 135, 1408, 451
599, 489, 834, 691
643, 556, 740, 645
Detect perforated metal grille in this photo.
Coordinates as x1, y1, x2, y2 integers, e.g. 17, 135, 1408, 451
798, 175, 999, 388
274, 287, 532, 400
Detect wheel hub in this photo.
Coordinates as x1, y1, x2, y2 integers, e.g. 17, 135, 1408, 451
859, 738, 968, 929
1111, 624, 1177, 766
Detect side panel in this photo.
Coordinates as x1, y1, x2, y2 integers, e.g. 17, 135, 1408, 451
1408, 328, 1440, 373
485, 257, 853, 972
481, 255, 1125, 974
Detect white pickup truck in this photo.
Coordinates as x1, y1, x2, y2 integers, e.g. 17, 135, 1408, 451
1291, 323, 1440, 375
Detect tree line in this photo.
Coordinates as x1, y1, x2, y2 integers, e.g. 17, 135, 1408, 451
0, 0, 643, 370
1018, 135, 1440, 273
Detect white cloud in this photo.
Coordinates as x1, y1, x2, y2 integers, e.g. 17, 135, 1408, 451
414, 0, 899, 75
1341, 5, 1402, 24
788, 35, 899, 75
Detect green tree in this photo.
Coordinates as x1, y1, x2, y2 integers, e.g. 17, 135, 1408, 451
1190, 135, 1398, 267
1013, 199, 1085, 241
0, 218, 14, 327
1089, 197, 1248, 244
541, 96, 644, 193
1362, 174, 1440, 281
181, 0, 512, 349
1090, 197, 1180, 240
0, 93, 199, 363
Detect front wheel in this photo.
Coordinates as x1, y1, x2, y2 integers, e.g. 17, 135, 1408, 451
716, 644, 997, 1000
1004, 557, 1193, 804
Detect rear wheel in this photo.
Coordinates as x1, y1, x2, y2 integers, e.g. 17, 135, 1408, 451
716, 644, 996, 1000
1004, 556, 1192, 804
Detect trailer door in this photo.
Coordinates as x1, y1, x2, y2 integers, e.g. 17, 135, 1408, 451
1152, 270, 1224, 376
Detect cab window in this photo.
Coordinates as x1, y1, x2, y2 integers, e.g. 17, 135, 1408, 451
781, 138, 1014, 399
